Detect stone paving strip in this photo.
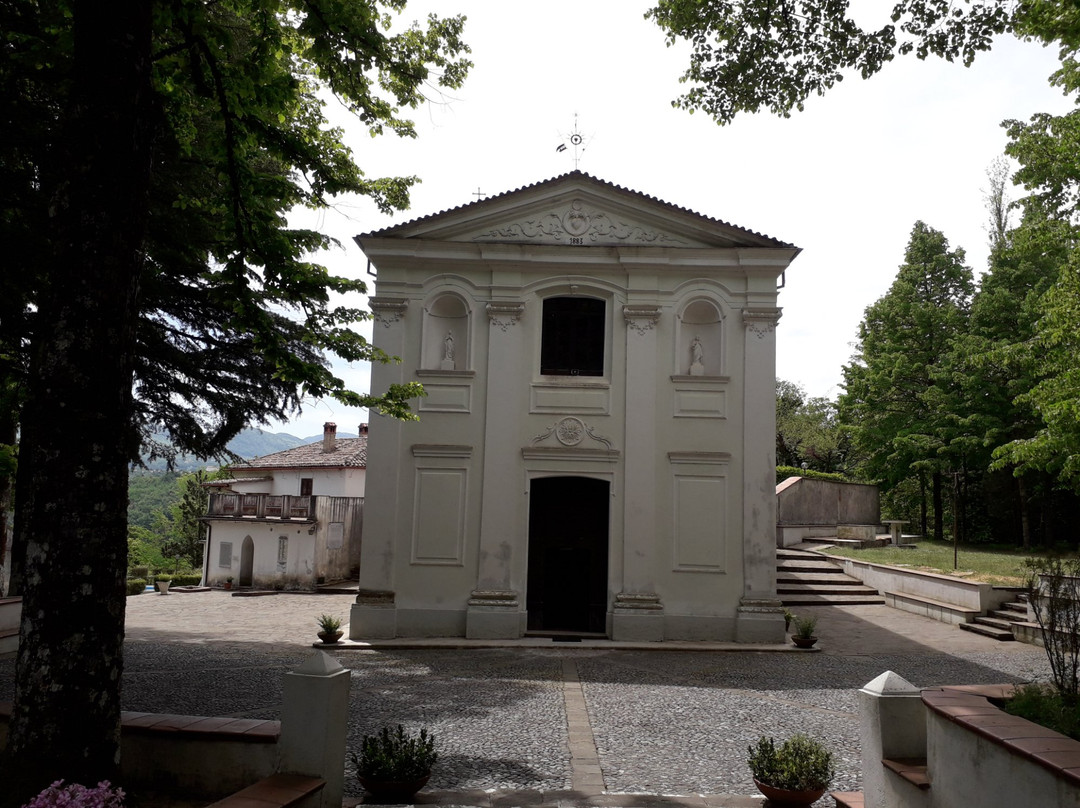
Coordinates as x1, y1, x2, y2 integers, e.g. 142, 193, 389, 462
0, 592, 1056, 807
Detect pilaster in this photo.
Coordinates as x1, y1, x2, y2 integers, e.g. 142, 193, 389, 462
467, 301, 527, 639
736, 307, 784, 642
614, 305, 664, 641
354, 296, 409, 636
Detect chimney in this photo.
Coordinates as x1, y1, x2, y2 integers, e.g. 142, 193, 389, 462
322, 422, 336, 453
359, 423, 368, 436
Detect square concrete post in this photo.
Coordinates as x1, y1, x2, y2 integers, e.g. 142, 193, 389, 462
859, 670, 928, 808
280, 651, 351, 808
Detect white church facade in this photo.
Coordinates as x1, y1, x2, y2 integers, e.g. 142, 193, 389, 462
350, 172, 799, 642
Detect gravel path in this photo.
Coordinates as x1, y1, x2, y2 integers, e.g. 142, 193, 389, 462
0, 594, 1054, 806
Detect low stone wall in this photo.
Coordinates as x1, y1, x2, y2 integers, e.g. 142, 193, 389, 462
819, 551, 1014, 615
775, 477, 880, 547
860, 672, 1080, 808
0, 650, 350, 807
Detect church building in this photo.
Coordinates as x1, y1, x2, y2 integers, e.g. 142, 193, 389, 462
350, 172, 799, 642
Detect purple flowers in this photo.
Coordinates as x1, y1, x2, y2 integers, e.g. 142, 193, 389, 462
22, 781, 125, 808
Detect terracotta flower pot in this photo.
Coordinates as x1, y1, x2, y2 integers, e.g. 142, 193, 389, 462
753, 778, 826, 806
357, 773, 430, 803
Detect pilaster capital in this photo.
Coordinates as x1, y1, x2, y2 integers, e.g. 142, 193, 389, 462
486, 301, 525, 332
622, 305, 661, 335
741, 307, 782, 340
368, 297, 408, 328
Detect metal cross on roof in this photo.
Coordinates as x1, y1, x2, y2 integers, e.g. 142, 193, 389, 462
555, 113, 588, 170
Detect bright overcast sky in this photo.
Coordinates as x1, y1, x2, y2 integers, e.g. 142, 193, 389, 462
276, 0, 1073, 439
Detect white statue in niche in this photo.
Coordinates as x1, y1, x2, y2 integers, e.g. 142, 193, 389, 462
440, 331, 456, 370
689, 335, 705, 376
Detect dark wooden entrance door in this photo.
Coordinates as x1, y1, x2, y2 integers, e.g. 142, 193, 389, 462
526, 476, 609, 633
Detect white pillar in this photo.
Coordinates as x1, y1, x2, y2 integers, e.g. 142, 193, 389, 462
613, 305, 664, 641
352, 297, 408, 639
280, 651, 351, 808
467, 301, 528, 638
736, 307, 785, 641
858, 671, 927, 808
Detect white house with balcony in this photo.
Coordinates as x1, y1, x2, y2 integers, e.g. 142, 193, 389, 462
351, 171, 799, 642
200, 423, 366, 590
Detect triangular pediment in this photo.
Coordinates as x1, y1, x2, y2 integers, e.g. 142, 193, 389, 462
361, 172, 793, 250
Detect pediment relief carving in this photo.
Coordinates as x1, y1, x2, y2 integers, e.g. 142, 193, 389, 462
474, 199, 688, 246
530, 416, 614, 449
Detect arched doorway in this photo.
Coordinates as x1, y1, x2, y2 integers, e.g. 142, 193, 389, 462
239, 535, 254, 587
526, 476, 609, 635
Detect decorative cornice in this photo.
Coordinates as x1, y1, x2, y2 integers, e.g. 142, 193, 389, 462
486, 301, 525, 332
668, 451, 732, 465
622, 305, 662, 335
411, 444, 473, 459
369, 296, 408, 327
474, 198, 687, 245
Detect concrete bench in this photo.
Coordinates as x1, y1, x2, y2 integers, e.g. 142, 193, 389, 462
883, 590, 981, 625
205, 773, 325, 808
882, 757, 930, 789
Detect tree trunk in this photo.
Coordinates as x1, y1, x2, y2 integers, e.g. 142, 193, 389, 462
0, 2, 153, 803
0, 410, 15, 598
919, 473, 928, 537
1019, 476, 1031, 550
932, 471, 944, 543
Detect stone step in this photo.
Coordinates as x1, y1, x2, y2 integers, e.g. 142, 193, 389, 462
777, 559, 848, 572
777, 572, 868, 585
974, 615, 1018, 631
988, 608, 1027, 623
778, 583, 881, 595
776, 548, 826, 559
780, 593, 886, 605
958, 621, 1015, 641
1001, 601, 1029, 614
831, 791, 865, 808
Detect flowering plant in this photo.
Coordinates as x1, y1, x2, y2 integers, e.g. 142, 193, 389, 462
22, 781, 125, 808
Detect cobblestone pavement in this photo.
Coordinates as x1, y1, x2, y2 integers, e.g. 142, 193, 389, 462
0, 590, 1053, 807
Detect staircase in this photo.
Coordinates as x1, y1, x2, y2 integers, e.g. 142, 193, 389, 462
958, 594, 1028, 641
776, 547, 885, 606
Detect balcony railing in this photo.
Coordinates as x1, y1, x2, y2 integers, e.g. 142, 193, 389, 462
207, 493, 314, 520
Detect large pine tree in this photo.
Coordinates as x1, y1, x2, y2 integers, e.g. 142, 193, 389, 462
0, 0, 470, 800
839, 221, 975, 540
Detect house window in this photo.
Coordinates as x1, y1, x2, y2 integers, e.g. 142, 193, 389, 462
541, 296, 605, 376
218, 541, 233, 568
300, 478, 313, 496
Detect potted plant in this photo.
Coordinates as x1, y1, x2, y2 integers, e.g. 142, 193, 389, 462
791, 615, 818, 648
317, 613, 344, 644
224, 576, 234, 591
747, 734, 835, 806
351, 725, 438, 803
154, 574, 172, 595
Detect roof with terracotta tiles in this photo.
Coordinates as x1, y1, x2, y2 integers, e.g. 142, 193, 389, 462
359, 170, 795, 248
235, 437, 367, 471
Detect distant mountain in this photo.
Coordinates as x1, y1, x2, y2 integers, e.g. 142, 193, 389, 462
139, 428, 358, 471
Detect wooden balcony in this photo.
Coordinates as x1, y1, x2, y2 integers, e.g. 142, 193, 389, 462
206, 493, 314, 521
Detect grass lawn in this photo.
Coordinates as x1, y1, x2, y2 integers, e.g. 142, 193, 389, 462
821, 539, 1064, 587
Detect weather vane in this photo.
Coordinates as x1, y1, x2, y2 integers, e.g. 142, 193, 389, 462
555, 113, 588, 170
